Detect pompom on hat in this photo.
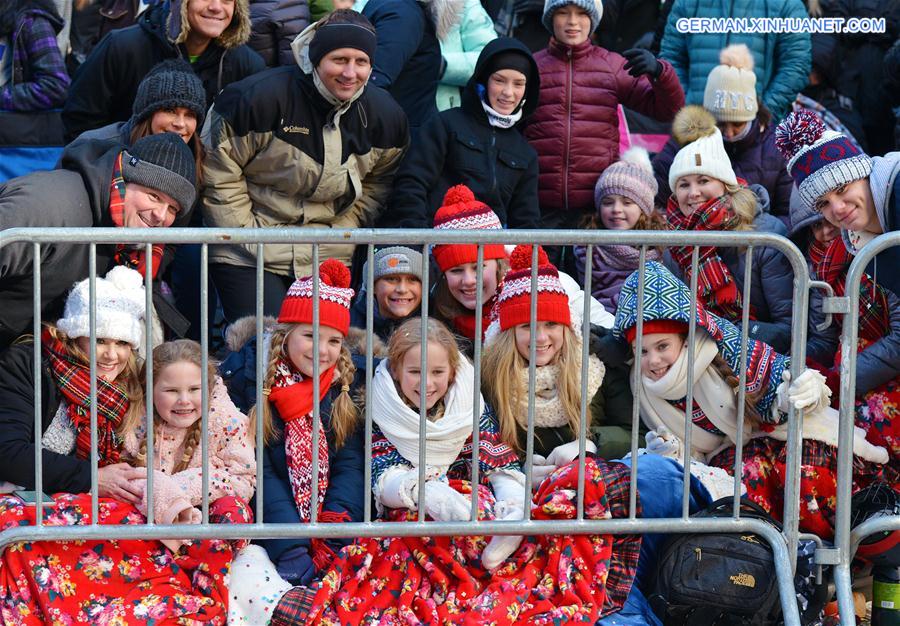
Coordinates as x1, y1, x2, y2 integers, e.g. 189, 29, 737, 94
594, 147, 658, 216
278, 259, 355, 335
432, 185, 506, 273
775, 110, 872, 212
703, 44, 758, 123
57, 266, 147, 349
497, 245, 571, 330
668, 105, 738, 191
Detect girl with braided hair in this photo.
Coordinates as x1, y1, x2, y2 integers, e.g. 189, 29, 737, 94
121, 339, 256, 552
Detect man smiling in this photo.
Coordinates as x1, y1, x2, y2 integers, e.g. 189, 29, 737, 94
776, 109, 900, 297
0, 132, 197, 348
202, 10, 409, 323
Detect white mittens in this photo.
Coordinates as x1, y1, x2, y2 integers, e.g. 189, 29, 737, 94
420, 480, 472, 521
377, 466, 471, 521
530, 454, 557, 485
777, 369, 832, 415
645, 428, 682, 458
482, 471, 527, 570
545, 439, 597, 467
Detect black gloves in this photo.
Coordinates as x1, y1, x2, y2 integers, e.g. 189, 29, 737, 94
588, 324, 631, 368
622, 48, 662, 80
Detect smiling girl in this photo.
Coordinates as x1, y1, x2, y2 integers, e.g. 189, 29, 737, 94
664, 104, 794, 354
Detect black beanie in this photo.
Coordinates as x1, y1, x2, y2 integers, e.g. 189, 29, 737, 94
309, 21, 377, 68
480, 50, 532, 84
131, 60, 207, 130
121, 132, 197, 212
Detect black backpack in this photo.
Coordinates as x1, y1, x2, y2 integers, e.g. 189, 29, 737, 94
647, 497, 783, 626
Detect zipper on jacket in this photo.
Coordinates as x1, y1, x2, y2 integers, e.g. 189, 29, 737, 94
563, 47, 573, 214
488, 130, 498, 198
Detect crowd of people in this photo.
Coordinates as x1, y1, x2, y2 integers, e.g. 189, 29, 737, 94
0, 0, 899, 623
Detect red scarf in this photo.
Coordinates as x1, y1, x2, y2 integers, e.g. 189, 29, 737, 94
268, 359, 337, 524
452, 295, 497, 341
108, 152, 166, 278
808, 237, 889, 342
666, 193, 751, 321
42, 329, 127, 465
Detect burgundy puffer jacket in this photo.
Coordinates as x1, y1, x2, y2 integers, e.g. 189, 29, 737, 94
525, 38, 684, 217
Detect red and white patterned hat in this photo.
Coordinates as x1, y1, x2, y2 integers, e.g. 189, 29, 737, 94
278, 259, 355, 335
432, 184, 506, 273
497, 245, 570, 330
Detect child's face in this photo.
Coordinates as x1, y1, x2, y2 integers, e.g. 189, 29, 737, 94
396, 341, 452, 410
674, 174, 726, 217
552, 5, 592, 46
75, 337, 132, 381
445, 259, 499, 311
814, 179, 879, 234
514, 321, 565, 366
374, 274, 422, 320
811, 220, 839, 245
600, 194, 642, 230
154, 361, 203, 429
637, 332, 685, 381
285, 323, 343, 378
486, 69, 527, 115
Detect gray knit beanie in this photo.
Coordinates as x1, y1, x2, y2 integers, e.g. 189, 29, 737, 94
594, 147, 657, 216
122, 132, 197, 212
131, 60, 207, 130
542, 0, 603, 34
373, 246, 424, 282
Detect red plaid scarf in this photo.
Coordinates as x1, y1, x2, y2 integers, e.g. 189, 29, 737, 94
666, 193, 751, 321
42, 329, 127, 465
268, 358, 337, 524
809, 237, 889, 342
108, 152, 166, 278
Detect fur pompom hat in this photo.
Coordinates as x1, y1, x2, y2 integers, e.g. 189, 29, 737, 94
775, 110, 872, 212
278, 259, 355, 336
668, 105, 738, 191
594, 147, 658, 216
703, 44, 758, 123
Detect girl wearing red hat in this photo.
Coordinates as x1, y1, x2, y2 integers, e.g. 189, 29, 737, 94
236, 259, 366, 586
431, 185, 508, 348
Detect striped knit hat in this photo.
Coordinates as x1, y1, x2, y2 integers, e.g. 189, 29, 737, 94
432, 185, 506, 273
278, 259, 355, 335
594, 147, 658, 216
775, 110, 872, 212
498, 245, 571, 330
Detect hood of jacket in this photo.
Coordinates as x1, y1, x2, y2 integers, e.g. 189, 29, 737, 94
0, 0, 64, 35
461, 37, 540, 125
139, 0, 251, 52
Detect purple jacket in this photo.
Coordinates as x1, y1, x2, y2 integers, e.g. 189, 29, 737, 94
652, 119, 793, 228
0, 0, 69, 111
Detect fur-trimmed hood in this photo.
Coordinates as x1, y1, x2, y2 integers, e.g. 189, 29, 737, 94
140, 0, 251, 51
225, 315, 386, 357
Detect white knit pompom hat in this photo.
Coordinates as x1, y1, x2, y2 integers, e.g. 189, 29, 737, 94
703, 44, 758, 123
57, 266, 147, 348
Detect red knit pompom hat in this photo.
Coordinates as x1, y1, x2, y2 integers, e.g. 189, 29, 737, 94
432, 184, 506, 273
278, 259, 355, 335
497, 245, 571, 330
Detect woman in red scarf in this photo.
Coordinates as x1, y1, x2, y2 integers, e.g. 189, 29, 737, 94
244, 258, 367, 586
664, 105, 795, 355
430, 185, 509, 352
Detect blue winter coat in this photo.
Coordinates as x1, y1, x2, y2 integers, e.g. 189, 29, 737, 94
219, 332, 367, 578
658, 0, 811, 121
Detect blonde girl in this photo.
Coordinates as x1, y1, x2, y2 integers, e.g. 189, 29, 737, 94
664, 104, 794, 353
482, 245, 605, 483
123, 339, 255, 547
240, 259, 365, 586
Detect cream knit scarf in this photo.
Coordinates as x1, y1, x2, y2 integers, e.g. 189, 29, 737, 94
516, 355, 605, 428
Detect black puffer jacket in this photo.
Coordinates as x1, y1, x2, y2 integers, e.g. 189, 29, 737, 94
62, 1, 265, 141
383, 37, 541, 229
248, 0, 309, 67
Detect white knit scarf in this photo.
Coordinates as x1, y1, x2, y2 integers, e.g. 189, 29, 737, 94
371, 355, 480, 471
636, 331, 748, 457
480, 98, 524, 129
515, 356, 605, 428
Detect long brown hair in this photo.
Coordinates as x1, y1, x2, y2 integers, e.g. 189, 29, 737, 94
249, 324, 359, 448
131, 340, 216, 473
129, 117, 205, 186
432, 258, 508, 324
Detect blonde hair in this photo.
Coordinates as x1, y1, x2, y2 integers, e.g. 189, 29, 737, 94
432, 258, 509, 324
481, 324, 591, 453
249, 324, 358, 448
387, 318, 462, 412
131, 340, 216, 473
45, 325, 144, 439
724, 184, 758, 231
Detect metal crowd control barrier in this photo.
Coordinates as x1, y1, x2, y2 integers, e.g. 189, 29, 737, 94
0, 227, 814, 624
833, 231, 900, 625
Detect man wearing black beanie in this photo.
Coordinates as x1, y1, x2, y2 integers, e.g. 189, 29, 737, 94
201, 10, 409, 324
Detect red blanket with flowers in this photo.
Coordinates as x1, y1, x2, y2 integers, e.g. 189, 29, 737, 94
0, 493, 250, 625
294, 457, 640, 625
